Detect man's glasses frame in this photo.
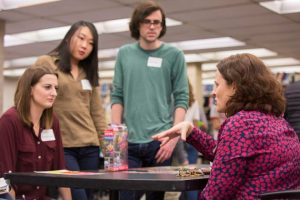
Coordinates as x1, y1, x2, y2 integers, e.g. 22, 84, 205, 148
140, 19, 162, 27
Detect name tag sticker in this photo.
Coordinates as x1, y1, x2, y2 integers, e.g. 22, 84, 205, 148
147, 57, 162, 68
81, 79, 92, 90
41, 129, 56, 142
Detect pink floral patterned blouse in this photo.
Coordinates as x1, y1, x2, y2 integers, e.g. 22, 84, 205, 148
187, 110, 300, 200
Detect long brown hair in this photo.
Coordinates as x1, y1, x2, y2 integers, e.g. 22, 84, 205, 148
14, 64, 58, 128
217, 53, 285, 117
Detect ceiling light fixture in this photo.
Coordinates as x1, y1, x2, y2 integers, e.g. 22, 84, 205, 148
199, 48, 277, 61
4, 18, 182, 47
263, 58, 300, 66
0, 0, 60, 10
98, 48, 119, 59
4, 56, 37, 68
171, 37, 245, 51
181, 48, 278, 64
260, 0, 300, 14
184, 54, 210, 63
270, 65, 300, 73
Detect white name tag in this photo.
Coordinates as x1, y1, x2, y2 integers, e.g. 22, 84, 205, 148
147, 57, 162, 68
0, 178, 9, 193
81, 79, 92, 90
41, 129, 56, 142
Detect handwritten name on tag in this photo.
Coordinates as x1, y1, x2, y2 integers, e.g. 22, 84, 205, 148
81, 79, 92, 90
147, 57, 162, 68
41, 129, 55, 142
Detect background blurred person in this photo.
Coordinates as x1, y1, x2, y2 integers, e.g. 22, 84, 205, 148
153, 53, 300, 199
209, 97, 226, 140
285, 79, 300, 140
35, 20, 106, 200
0, 65, 71, 200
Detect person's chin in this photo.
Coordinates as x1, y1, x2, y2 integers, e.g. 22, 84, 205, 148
44, 104, 53, 109
146, 37, 157, 42
216, 106, 223, 113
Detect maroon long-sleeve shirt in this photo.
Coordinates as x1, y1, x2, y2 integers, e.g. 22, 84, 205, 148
0, 107, 66, 200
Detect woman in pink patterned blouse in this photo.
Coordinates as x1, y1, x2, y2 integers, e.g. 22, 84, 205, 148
153, 53, 300, 199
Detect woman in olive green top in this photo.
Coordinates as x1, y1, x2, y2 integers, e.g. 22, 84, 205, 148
35, 21, 106, 200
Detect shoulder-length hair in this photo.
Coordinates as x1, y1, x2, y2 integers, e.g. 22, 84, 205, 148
49, 20, 99, 86
217, 53, 285, 117
129, 1, 167, 40
14, 64, 58, 129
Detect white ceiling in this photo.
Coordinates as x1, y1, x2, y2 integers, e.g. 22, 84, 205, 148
1, 0, 300, 76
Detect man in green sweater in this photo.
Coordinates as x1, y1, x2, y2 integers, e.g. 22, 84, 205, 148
111, 1, 189, 199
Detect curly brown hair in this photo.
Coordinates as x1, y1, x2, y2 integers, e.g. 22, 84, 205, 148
129, 1, 167, 40
217, 53, 285, 117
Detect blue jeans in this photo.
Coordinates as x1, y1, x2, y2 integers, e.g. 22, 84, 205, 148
0, 193, 12, 200
120, 140, 172, 200
64, 146, 99, 200
186, 144, 198, 164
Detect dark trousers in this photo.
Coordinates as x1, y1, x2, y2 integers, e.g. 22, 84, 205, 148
120, 140, 172, 200
64, 146, 99, 200
0, 193, 13, 200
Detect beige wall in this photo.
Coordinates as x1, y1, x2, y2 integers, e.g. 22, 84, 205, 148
187, 62, 204, 106
294, 73, 300, 81
0, 20, 4, 114
2, 77, 17, 114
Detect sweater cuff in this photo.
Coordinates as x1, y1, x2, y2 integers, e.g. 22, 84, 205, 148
186, 127, 198, 143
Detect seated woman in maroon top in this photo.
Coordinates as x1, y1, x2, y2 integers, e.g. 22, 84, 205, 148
0, 65, 71, 200
153, 53, 300, 200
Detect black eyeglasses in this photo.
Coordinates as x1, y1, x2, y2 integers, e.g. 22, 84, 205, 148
141, 19, 162, 27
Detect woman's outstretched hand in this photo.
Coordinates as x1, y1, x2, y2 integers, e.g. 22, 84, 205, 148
152, 121, 194, 146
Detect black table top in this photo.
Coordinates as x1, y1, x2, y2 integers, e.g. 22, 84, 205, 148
4, 165, 210, 192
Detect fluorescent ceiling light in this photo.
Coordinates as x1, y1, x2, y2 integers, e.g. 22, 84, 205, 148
260, 0, 300, 14
0, 0, 60, 10
4, 56, 37, 68
99, 60, 116, 69
263, 58, 300, 67
95, 19, 130, 34
3, 68, 25, 77
99, 70, 115, 79
165, 18, 183, 26
270, 65, 300, 73
98, 48, 119, 59
199, 48, 277, 60
184, 48, 277, 64
202, 63, 218, 71
4, 18, 181, 47
5, 27, 69, 46
184, 54, 210, 63
98, 38, 245, 61
201, 57, 299, 71
95, 18, 181, 34
171, 37, 245, 51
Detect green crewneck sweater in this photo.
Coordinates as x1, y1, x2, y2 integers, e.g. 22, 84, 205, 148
111, 43, 188, 143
